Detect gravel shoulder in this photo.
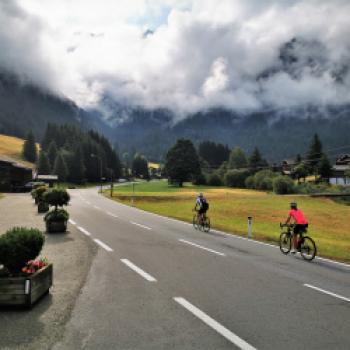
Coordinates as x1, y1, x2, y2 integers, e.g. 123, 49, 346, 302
0, 193, 96, 350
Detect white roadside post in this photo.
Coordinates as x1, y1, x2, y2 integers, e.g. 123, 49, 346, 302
131, 182, 135, 206
248, 216, 253, 238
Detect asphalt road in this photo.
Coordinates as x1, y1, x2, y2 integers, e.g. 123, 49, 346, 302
54, 188, 350, 350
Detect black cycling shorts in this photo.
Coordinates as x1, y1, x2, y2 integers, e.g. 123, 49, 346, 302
198, 208, 207, 215
294, 224, 308, 234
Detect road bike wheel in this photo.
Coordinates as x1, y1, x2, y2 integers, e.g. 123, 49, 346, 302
202, 217, 210, 232
193, 214, 199, 230
279, 232, 291, 254
299, 236, 316, 261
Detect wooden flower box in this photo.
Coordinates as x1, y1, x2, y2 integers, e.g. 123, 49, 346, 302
46, 220, 67, 233
0, 264, 53, 307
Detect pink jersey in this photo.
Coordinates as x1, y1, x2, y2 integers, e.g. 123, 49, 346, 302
289, 209, 308, 224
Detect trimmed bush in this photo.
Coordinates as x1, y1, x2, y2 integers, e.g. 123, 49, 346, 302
43, 188, 70, 209
254, 170, 278, 190
259, 177, 273, 191
0, 227, 45, 274
44, 208, 69, 222
273, 176, 295, 194
225, 169, 250, 188
245, 175, 255, 189
35, 186, 48, 201
208, 173, 223, 186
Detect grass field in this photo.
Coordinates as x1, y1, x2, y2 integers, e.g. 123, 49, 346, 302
0, 134, 25, 157
106, 180, 350, 263
0, 134, 37, 167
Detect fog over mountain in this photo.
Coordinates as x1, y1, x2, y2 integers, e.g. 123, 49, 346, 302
1, 0, 350, 118
1, 0, 350, 160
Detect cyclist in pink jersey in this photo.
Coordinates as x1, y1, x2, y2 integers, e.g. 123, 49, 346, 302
285, 202, 308, 253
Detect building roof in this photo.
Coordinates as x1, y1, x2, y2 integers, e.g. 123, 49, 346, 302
36, 175, 58, 180
332, 165, 350, 171
0, 156, 33, 171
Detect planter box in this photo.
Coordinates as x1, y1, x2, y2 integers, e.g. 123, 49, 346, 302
45, 220, 67, 233
38, 201, 49, 213
0, 264, 53, 307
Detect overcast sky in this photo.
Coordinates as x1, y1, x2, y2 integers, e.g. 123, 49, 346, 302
1, 0, 350, 117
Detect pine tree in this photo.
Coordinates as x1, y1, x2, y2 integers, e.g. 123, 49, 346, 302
248, 147, 266, 170
307, 133, 323, 174
67, 146, 85, 184
47, 141, 58, 171
132, 154, 149, 179
228, 147, 248, 169
53, 153, 68, 182
317, 154, 332, 181
37, 151, 51, 174
22, 131, 37, 163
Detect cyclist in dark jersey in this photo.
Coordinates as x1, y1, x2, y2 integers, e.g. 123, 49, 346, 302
285, 202, 308, 253
194, 193, 208, 225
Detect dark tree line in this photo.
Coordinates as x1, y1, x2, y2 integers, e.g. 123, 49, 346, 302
36, 123, 122, 183
198, 141, 230, 168
164, 133, 334, 188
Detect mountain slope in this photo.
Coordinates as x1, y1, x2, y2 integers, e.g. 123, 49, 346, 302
112, 106, 350, 162
0, 71, 108, 140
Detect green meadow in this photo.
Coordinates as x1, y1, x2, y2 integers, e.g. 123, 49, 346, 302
106, 180, 350, 263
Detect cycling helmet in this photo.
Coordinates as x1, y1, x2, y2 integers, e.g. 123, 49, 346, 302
290, 202, 297, 209
199, 193, 203, 198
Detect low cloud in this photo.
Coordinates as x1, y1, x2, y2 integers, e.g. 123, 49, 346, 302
1, 0, 350, 119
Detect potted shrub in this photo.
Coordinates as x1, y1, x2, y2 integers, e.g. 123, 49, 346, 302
31, 182, 46, 204
35, 186, 49, 213
0, 227, 52, 307
43, 188, 70, 233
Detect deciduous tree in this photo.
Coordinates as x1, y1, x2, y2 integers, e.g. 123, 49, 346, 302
164, 139, 200, 187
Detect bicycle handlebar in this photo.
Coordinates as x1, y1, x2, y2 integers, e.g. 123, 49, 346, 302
280, 223, 295, 228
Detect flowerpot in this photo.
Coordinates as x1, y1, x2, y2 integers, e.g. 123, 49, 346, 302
38, 201, 49, 213
0, 264, 53, 308
45, 220, 67, 233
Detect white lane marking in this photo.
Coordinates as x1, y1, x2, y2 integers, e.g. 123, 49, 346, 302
130, 221, 152, 230
107, 211, 119, 218
174, 297, 256, 350
93, 205, 101, 210
69, 219, 77, 225
94, 239, 114, 252
120, 259, 157, 282
77, 226, 91, 237
304, 284, 350, 302
179, 239, 225, 257
86, 201, 91, 205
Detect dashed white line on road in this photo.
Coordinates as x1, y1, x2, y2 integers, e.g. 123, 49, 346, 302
94, 239, 114, 252
179, 239, 225, 257
69, 219, 77, 225
304, 284, 350, 302
174, 297, 256, 350
77, 226, 91, 237
86, 201, 91, 205
107, 212, 119, 218
93, 205, 101, 210
130, 221, 152, 230
120, 259, 157, 282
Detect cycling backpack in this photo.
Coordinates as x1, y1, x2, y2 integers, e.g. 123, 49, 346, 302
201, 199, 209, 210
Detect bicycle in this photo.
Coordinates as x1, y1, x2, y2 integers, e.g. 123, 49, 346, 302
192, 210, 210, 232
279, 223, 317, 261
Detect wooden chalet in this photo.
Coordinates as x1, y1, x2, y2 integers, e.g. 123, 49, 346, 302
330, 154, 350, 186
0, 158, 33, 191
